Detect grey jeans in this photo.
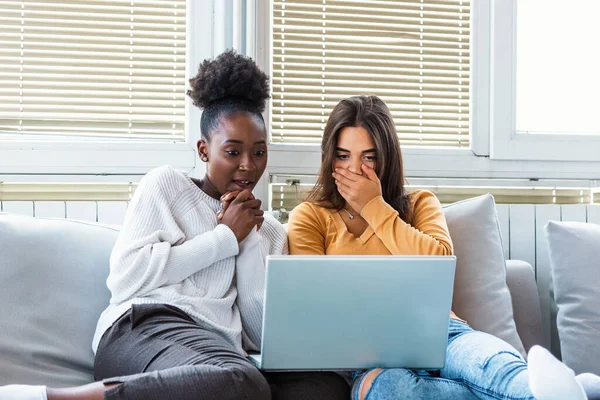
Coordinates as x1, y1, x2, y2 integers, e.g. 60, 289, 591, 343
94, 304, 349, 400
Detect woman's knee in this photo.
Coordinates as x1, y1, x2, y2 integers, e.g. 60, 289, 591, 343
355, 369, 422, 400
355, 369, 384, 400
358, 369, 477, 400
230, 364, 271, 400
446, 330, 525, 370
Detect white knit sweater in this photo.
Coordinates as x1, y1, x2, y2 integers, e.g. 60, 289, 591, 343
92, 166, 288, 355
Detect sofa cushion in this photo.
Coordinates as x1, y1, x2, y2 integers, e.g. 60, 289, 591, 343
0, 213, 118, 387
443, 194, 526, 356
545, 220, 600, 375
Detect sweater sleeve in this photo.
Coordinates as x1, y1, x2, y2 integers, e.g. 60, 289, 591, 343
236, 216, 288, 351
107, 168, 239, 304
360, 191, 453, 256
287, 202, 327, 255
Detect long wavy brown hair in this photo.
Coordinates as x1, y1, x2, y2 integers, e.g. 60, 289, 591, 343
306, 95, 413, 224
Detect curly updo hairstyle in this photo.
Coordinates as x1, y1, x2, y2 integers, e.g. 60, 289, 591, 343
187, 50, 270, 140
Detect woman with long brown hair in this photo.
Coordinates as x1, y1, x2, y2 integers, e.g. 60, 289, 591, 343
288, 95, 591, 400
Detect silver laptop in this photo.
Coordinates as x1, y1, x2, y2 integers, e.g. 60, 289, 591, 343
248, 255, 456, 371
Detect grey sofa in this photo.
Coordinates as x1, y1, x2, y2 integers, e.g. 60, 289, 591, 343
505, 260, 543, 353
0, 210, 542, 388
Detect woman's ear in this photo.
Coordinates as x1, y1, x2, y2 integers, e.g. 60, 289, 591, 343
197, 139, 209, 162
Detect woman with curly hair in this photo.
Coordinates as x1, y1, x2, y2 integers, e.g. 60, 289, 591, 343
0, 51, 349, 400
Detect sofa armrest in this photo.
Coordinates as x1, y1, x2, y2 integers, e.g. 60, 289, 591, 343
505, 260, 543, 354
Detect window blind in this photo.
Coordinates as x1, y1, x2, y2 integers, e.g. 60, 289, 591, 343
0, 1, 186, 141
271, 0, 470, 147
269, 175, 599, 217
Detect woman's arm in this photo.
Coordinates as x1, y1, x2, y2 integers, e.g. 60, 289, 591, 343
236, 215, 288, 350
287, 202, 327, 255
332, 166, 451, 256
107, 168, 239, 304
360, 190, 453, 256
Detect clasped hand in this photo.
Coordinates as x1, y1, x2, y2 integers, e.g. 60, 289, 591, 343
217, 190, 264, 243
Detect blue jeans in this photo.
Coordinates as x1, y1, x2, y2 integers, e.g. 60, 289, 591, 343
353, 319, 534, 400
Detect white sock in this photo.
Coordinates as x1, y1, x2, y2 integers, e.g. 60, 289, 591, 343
577, 373, 600, 400
528, 345, 587, 400
0, 385, 47, 400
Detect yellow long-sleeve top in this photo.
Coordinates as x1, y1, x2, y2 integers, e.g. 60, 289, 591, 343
287, 189, 461, 320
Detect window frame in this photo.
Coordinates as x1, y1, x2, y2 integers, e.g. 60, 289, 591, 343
257, 0, 490, 186
490, 0, 600, 162
253, 0, 600, 204
0, 0, 207, 178
5, 1, 600, 190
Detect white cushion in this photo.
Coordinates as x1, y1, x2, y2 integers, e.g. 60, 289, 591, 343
443, 194, 526, 356
545, 220, 600, 375
0, 213, 118, 387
